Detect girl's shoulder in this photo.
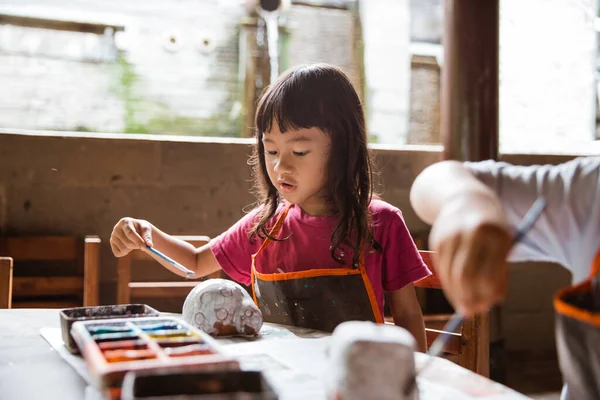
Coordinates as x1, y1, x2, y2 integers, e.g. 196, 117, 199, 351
368, 199, 406, 235
368, 199, 403, 220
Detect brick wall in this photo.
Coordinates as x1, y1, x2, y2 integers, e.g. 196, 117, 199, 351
0, 1, 359, 137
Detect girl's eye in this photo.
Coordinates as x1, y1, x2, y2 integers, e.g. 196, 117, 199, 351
293, 151, 308, 156
265, 150, 278, 155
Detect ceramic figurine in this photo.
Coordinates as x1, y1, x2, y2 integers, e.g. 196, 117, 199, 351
182, 279, 263, 336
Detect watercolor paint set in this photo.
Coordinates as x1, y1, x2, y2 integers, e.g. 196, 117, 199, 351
60, 304, 160, 353
120, 368, 279, 400
70, 316, 240, 391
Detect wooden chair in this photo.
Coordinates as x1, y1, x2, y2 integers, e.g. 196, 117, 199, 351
417, 250, 490, 377
116, 235, 222, 306
0, 236, 101, 308
0, 257, 13, 309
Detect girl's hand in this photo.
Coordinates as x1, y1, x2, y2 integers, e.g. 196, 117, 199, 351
429, 193, 512, 316
110, 217, 154, 257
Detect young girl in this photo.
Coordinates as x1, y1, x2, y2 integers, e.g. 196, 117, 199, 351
110, 63, 430, 351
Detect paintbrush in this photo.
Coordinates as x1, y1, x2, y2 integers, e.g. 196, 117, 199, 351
405, 197, 547, 395
146, 245, 196, 279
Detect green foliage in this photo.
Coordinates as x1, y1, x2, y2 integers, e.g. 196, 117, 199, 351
109, 52, 239, 136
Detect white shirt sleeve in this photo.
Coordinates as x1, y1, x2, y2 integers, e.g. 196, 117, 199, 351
464, 156, 600, 284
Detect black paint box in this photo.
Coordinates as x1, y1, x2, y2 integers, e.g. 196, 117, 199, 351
59, 304, 159, 353
121, 369, 279, 400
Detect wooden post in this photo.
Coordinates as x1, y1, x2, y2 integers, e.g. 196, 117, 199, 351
441, 0, 499, 161
240, 18, 271, 138
239, 16, 290, 138
440, 0, 498, 378
0, 257, 13, 309
84, 236, 101, 306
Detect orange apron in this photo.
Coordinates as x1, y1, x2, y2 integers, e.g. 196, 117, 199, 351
554, 249, 600, 399
250, 204, 383, 332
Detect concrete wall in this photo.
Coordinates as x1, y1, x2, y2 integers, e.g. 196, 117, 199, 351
0, 130, 439, 295
0, 130, 581, 351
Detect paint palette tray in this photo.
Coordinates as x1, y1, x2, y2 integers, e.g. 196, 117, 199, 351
121, 368, 279, 399
71, 316, 240, 390
60, 304, 160, 353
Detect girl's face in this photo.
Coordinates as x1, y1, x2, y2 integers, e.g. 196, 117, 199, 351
262, 125, 332, 216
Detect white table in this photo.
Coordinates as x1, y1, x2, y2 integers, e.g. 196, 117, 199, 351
0, 309, 531, 400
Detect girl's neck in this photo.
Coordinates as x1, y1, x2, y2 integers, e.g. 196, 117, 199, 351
294, 198, 337, 217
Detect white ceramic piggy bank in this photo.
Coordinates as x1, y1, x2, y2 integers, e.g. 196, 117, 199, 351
182, 278, 263, 336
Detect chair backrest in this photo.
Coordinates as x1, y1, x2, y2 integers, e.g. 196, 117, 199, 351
416, 250, 490, 377
116, 235, 220, 306
0, 257, 13, 309
0, 236, 101, 308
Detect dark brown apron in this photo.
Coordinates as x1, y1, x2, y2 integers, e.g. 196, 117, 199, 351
554, 249, 600, 399
250, 204, 383, 332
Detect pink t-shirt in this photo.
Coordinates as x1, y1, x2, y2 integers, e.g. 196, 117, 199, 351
210, 199, 431, 317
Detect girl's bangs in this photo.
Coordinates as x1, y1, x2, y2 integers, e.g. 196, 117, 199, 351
255, 70, 333, 136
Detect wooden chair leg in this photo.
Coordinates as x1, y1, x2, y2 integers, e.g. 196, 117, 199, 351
460, 313, 490, 377
117, 256, 132, 304
476, 312, 490, 377
0, 257, 13, 309
84, 236, 101, 307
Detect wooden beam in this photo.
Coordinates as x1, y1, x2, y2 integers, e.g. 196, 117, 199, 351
291, 0, 354, 10
0, 236, 78, 261
441, 0, 499, 161
0, 13, 124, 35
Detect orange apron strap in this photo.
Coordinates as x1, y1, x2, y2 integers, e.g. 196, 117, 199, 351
251, 253, 258, 305
357, 246, 383, 323
251, 203, 292, 306
553, 247, 600, 327
254, 203, 293, 256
